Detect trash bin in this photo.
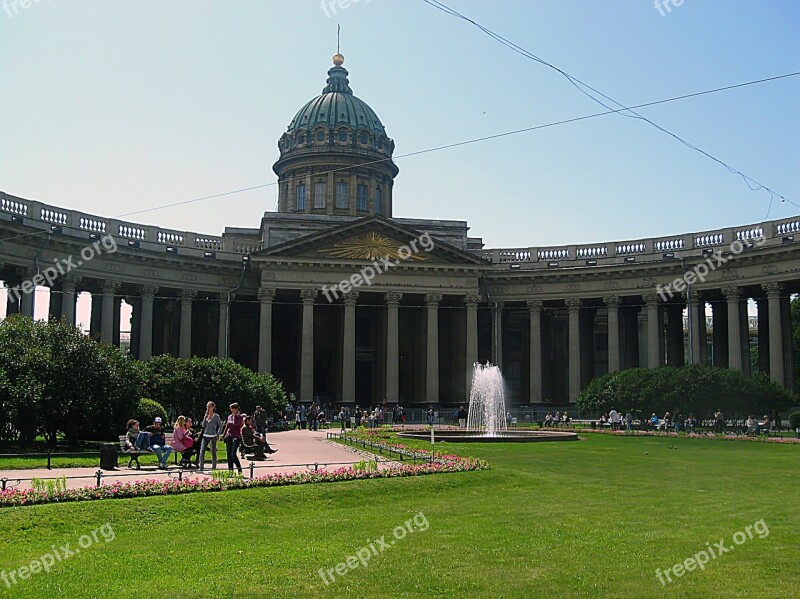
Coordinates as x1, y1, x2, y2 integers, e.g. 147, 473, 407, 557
100, 443, 118, 471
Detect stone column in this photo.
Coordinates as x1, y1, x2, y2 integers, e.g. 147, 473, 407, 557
528, 300, 544, 403
100, 280, 120, 344
603, 296, 621, 372
723, 286, 742, 371
217, 294, 231, 358
19, 268, 35, 318
762, 282, 784, 385
643, 294, 661, 368
61, 275, 79, 326
385, 292, 402, 403
300, 289, 317, 402
342, 292, 358, 402
666, 303, 685, 366
139, 286, 158, 360
179, 289, 197, 358
326, 171, 335, 214
425, 293, 442, 405
465, 293, 479, 398
566, 298, 581, 401
258, 287, 276, 374
491, 301, 503, 368
686, 290, 703, 364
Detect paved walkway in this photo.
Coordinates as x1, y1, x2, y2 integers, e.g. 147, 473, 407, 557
0, 430, 378, 491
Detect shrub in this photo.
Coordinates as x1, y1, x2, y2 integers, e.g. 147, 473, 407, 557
577, 365, 794, 421
142, 355, 285, 420
789, 410, 800, 430
0, 315, 142, 445
133, 398, 168, 428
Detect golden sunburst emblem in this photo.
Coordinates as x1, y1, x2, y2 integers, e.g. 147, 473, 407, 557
321, 232, 427, 261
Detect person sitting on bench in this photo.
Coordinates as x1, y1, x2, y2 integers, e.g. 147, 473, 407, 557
241, 415, 277, 458
126, 419, 151, 452
145, 417, 173, 469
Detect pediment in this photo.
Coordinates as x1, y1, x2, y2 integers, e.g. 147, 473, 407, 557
253, 216, 487, 266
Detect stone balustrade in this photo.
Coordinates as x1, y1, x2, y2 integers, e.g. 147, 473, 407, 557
2, 189, 799, 271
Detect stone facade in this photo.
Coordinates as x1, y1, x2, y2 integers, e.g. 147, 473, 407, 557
1, 57, 798, 407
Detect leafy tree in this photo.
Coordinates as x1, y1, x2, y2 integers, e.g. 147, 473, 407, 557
577, 365, 794, 422
142, 356, 285, 421
0, 315, 142, 445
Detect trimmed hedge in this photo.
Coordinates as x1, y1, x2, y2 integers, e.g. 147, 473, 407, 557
577, 365, 794, 420
790, 410, 800, 430
133, 398, 168, 427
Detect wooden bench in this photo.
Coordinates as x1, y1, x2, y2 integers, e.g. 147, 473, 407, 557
118, 433, 175, 469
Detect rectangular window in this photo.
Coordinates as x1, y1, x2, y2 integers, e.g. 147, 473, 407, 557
375, 187, 382, 215
296, 184, 306, 211
336, 182, 348, 209
314, 183, 326, 208
357, 184, 368, 211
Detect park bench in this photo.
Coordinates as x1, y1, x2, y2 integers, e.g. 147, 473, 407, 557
118, 433, 176, 469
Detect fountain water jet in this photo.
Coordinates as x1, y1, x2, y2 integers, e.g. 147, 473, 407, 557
466, 363, 507, 436
397, 363, 579, 443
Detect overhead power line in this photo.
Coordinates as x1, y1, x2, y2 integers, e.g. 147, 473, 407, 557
422, 0, 795, 217
2, 71, 799, 249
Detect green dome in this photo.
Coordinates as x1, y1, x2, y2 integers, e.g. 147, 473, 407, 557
277, 56, 395, 161
286, 62, 386, 136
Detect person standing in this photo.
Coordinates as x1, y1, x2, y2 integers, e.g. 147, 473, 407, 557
221, 403, 244, 474
608, 408, 620, 431
457, 405, 468, 428
427, 405, 434, 427
714, 410, 724, 434
254, 406, 268, 435
198, 402, 223, 471
339, 406, 346, 432
353, 406, 362, 430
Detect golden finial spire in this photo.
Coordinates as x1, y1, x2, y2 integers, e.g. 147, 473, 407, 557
333, 25, 344, 66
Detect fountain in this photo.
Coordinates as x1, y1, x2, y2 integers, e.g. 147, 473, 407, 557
398, 363, 579, 443
466, 363, 507, 436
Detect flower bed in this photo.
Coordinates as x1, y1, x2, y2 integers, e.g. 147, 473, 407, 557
552, 427, 800, 444
0, 443, 489, 508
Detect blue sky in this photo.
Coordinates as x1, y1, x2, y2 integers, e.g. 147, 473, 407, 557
1, 0, 798, 248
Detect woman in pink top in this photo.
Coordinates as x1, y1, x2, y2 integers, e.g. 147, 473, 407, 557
221, 403, 244, 474
171, 416, 195, 468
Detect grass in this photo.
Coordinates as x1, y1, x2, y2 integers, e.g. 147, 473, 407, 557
0, 433, 797, 597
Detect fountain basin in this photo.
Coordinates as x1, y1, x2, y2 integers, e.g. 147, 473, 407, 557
397, 429, 579, 443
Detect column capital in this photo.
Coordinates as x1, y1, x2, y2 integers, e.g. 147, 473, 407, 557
102, 280, 121, 295
681, 288, 701, 304
602, 295, 620, 309
642, 293, 661, 307
385, 291, 403, 307
464, 293, 480, 308
425, 293, 442, 307
258, 287, 276, 303
722, 285, 741, 302
180, 289, 198, 302
343, 291, 359, 307
62, 274, 81, 293
218, 292, 232, 306
761, 282, 784, 299
141, 285, 159, 300
565, 298, 581, 312
527, 299, 544, 313
300, 288, 318, 304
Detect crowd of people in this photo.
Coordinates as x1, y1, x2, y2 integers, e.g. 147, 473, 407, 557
124, 401, 278, 473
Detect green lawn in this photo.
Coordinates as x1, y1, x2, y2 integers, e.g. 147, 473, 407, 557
0, 433, 797, 598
